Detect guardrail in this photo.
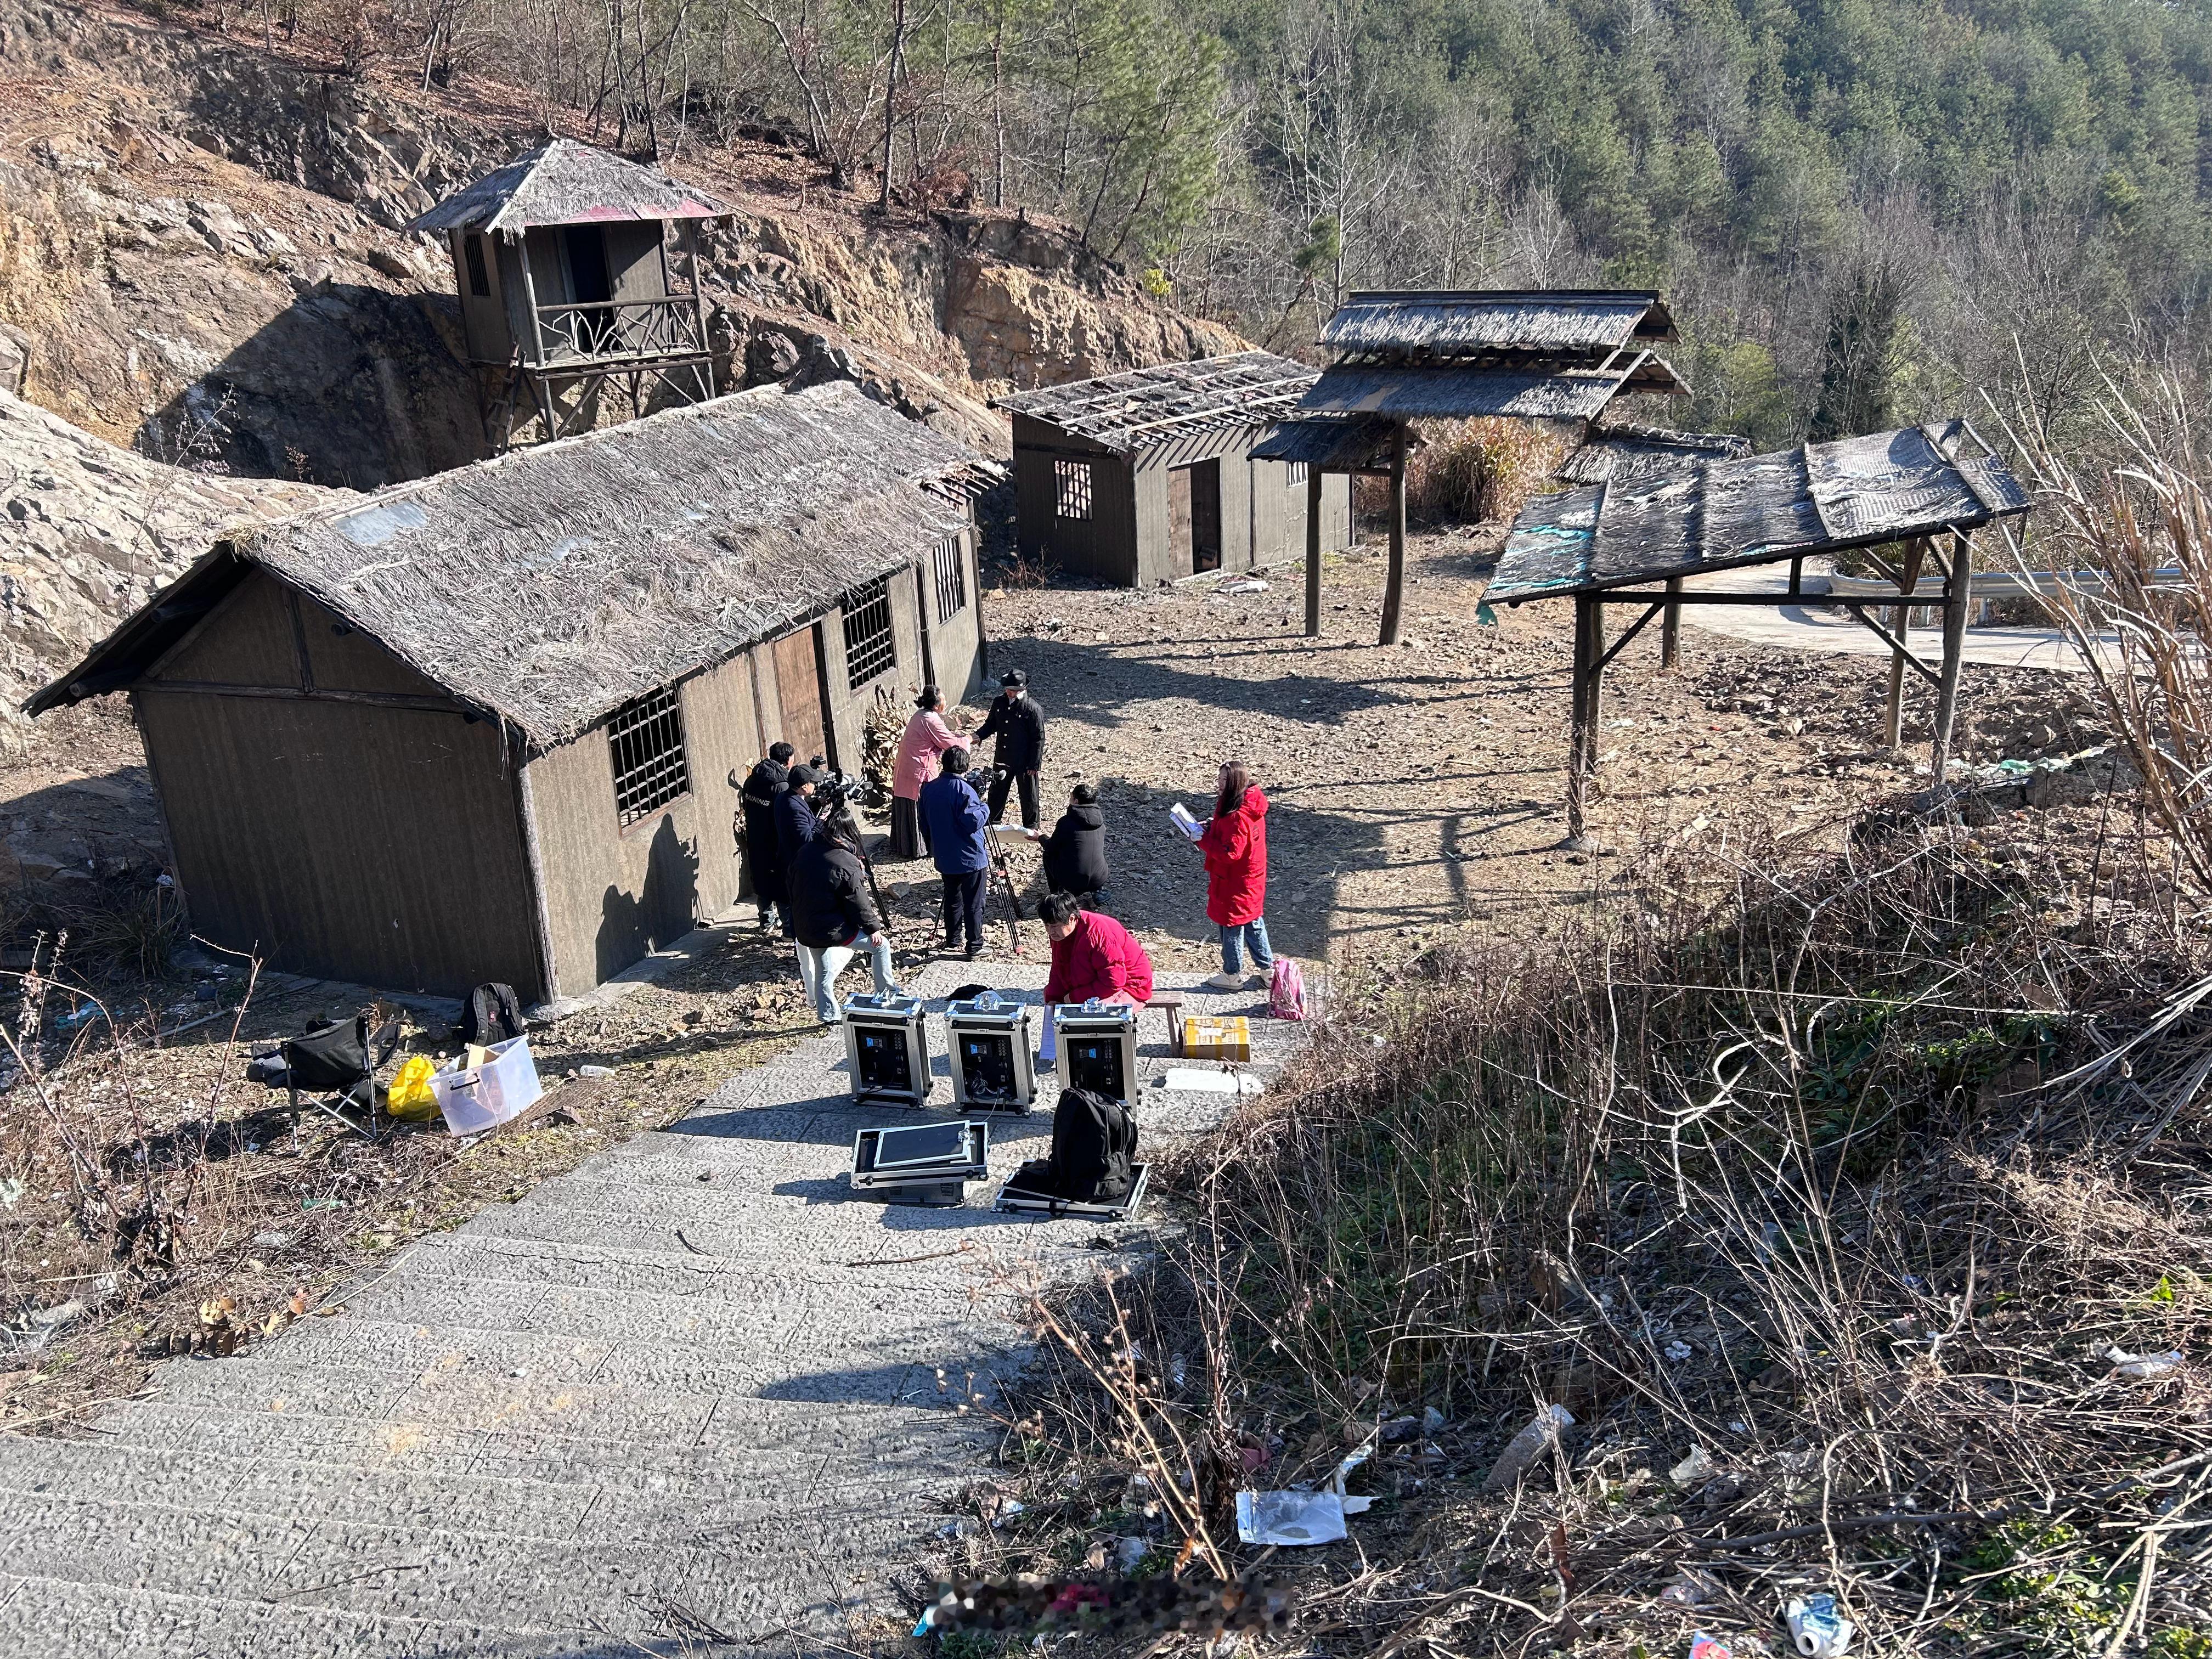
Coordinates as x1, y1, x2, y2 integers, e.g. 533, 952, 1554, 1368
532, 296, 706, 365
1824, 568, 2185, 601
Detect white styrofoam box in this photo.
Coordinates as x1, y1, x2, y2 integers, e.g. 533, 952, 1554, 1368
432, 1036, 543, 1136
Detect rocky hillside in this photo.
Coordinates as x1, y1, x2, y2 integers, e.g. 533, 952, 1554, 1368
0, 0, 1243, 489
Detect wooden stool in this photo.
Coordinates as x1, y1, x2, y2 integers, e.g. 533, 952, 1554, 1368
1147, 991, 1187, 1055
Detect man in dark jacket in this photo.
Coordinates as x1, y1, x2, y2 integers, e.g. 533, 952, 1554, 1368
974, 669, 1045, 830
786, 815, 898, 1023
738, 742, 797, 933
918, 748, 991, 959
774, 765, 826, 924
1033, 783, 1108, 902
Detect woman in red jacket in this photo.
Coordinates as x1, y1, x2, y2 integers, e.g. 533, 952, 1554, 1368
1196, 761, 1273, 989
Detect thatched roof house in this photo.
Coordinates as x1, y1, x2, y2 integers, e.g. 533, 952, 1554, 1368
32, 384, 994, 1003
991, 351, 1353, 586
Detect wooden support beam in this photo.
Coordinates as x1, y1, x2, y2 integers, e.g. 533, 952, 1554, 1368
1884, 537, 1928, 748
1930, 530, 1972, 787
1596, 602, 1665, 673
1843, 606, 1940, 685
1379, 425, 1408, 646
1564, 594, 1602, 848
1661, 575, 1683, 668
1304, 465, 1323, 638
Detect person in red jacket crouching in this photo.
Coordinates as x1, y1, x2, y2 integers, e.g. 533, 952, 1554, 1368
1195, 761, 1272, 989
1037, 891, 1153, 1064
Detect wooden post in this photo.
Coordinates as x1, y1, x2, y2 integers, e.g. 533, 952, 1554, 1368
1883, 537, 1928, 749
1565, 595, 1602, 848
1661, 575, 1682, 668
1304, 465, 1323, 637
1930, 531, 1972, 788
1380, 426, 1408, 646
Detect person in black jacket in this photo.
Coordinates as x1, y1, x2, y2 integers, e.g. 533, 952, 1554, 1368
773, 764, 826, 919
737, 742, 797, 933
786, 815, 900, 1023
1031, 783, 1108, 902
975, 669, 1046, 829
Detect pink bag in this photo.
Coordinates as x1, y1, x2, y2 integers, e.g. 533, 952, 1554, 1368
1268, 957, 1307, 1020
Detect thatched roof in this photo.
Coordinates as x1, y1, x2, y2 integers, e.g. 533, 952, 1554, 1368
992, 352, 1316, 453
1558, 424, 1753, 486
1489, 421, 2029, 602
1249, 415, 1411, 472
1296, 352, 1689, 422
408, 140, 732, 237
1319, 290, 1678, 357
30, 385, 994, 748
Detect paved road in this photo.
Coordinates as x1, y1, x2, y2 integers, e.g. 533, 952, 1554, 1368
0, 962, 1295, 1656
1675, 563, 2115, 673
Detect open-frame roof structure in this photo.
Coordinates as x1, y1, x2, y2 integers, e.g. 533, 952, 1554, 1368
1489, 420, 2034, 845
989, 351, 1316, 454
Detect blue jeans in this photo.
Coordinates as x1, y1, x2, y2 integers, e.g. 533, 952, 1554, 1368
795, 933, 895, 1023
1220, 917, 1274, 977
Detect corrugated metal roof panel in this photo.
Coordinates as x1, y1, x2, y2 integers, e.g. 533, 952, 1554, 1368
1249, 416, 1406, 470
1488, 420, 2030, 601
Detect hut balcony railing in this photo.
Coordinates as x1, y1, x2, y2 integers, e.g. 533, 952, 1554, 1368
531, 296, 706, 367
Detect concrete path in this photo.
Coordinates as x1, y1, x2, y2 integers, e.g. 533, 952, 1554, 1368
1675, 563, 2115, 673
0, 962, 1297, 1657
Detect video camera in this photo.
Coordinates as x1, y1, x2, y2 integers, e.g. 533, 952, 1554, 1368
808, 758, 868, 812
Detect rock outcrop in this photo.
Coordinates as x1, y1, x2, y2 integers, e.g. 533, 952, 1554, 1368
0, 385, 338, 743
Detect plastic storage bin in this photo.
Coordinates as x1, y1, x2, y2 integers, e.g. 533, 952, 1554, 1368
432, 1036, 543, 1136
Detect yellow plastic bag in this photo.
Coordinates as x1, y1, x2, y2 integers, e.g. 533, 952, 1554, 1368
387, 1053, 441, 1121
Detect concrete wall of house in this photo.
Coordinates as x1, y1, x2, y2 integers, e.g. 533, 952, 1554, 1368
450, 230, 515, 365
1011, 414, 1138, 584
524, 647, 765, 1001
131, 569, 544, 1000
817, 518, 987, 768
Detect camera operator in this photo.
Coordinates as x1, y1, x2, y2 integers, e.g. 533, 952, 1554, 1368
738, 741, 796, 935
786, 811, 900, 1024
975, 669, 1045, 831
918, 747, 990, 960
775, 764, 826, 883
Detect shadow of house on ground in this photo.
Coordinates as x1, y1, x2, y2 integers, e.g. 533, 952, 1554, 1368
136, 284, 486, 489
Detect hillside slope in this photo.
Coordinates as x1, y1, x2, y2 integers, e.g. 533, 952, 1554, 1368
0, 0, 1241, 488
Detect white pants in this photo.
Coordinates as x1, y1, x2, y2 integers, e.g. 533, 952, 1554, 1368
795, 934, 895, 1022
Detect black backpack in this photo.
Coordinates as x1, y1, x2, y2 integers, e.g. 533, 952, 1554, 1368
1046, 1086, 1138, 1202
462, 983, 527, 1047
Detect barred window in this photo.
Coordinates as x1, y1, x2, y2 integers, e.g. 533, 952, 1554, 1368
463, 236, 491, 298
1054, 459, 1093, 520
933, 536, 968, 623
842, 576, 897, 689
608, 686, 690, 827
1286, 461, 1308, 488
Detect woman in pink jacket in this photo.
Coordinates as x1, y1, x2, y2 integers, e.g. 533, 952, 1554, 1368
890, 686, 963, 861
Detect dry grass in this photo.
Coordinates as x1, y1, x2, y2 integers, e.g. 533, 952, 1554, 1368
945, 804, 2212, 1658
1402, 417, 1572, 526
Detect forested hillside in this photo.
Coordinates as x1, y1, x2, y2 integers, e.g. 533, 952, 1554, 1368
51, 0, 2212, 443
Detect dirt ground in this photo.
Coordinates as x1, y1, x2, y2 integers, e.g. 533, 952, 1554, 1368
0, 525, 2106, 1429
933, 529, 2105, 976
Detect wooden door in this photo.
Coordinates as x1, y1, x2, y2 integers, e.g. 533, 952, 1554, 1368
1190, 459, 1222, 572
1167, 465, 1193, 570
772, 625, 827, 764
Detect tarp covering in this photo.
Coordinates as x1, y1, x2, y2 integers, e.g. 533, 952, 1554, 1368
1488, 420, 2030, 601
1558, 424, 1753, 485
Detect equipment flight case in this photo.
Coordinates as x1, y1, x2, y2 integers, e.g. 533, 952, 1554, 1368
842, 991, 932, 1106
1053, 1000, 1139, 1106
946, 991, 1036, 1111
851, 1120, 990, 1206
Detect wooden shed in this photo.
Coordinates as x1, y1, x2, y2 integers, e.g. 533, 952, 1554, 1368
407, 139, 734, 448
28, 383, 994, 1005
993, 352, 1353, 586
